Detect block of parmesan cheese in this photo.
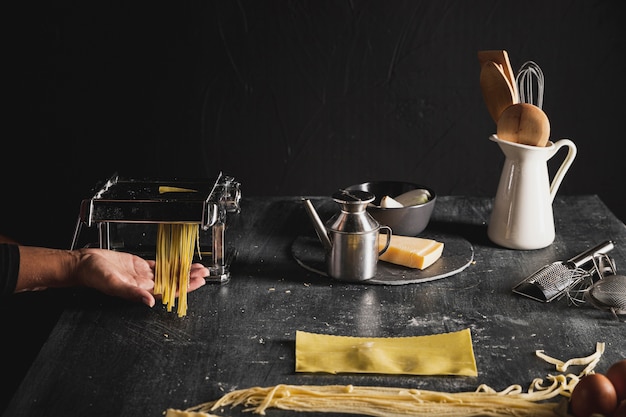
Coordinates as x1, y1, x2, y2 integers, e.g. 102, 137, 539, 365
378, 235, 444, 270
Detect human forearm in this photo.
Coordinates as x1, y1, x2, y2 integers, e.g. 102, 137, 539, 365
3, 243, 207, 307
15, 246, 80, 292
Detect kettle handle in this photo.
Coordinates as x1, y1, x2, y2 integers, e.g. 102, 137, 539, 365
548, 139, 577, 203
378, 226, 393, 256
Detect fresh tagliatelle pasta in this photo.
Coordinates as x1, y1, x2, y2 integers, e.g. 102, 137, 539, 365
154, 223, 199, 317
172, 384, 562, 417
165, 343, 606, 417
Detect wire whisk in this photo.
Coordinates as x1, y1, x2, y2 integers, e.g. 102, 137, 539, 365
568, 253, 626, 319
516, 61, 544, 109
566, 253, 615, 307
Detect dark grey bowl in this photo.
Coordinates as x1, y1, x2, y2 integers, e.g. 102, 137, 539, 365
345, 181, 436, 236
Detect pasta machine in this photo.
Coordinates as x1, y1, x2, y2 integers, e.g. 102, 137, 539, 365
71, 172, 241, 283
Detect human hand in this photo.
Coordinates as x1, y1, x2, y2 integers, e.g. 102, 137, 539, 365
74, 249, 208, 307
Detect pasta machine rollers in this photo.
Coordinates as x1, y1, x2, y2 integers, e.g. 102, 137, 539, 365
71, 172, 241, 283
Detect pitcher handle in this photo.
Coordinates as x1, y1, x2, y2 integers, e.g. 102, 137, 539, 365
548, 139, 577, 203
378, 226, 393, 256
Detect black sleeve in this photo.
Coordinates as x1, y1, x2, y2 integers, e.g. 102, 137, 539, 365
1, 243, 20, 300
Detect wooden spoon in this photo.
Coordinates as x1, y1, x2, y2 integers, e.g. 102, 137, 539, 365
496, 103, 550, 147
480, 60, 517, 124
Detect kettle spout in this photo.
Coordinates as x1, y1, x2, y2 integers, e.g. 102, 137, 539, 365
302, 199, 332, 252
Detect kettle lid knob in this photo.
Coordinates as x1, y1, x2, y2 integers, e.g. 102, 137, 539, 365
332, 189, 375, 205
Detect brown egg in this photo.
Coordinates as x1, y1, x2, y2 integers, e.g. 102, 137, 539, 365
570, 373, 618, 417
607, 360, 626, 403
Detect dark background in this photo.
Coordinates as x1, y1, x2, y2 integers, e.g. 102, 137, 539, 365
3, 1, 626, 250
2, 0, 625, 412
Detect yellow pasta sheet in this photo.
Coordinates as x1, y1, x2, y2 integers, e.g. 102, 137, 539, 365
295, 329, 477, 376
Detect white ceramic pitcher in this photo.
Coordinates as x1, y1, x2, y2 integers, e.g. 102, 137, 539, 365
487, 134, 577, 250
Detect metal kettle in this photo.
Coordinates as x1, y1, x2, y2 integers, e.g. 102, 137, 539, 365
303, 189, 392, 282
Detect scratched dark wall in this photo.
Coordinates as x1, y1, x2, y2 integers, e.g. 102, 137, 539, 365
4, 0, 626, 249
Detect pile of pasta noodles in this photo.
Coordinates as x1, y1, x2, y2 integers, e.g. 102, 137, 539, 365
165, 343, 606, 417
154, 223, 199, 317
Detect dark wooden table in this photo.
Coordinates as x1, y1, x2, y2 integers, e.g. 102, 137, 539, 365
4, 195, 625, 417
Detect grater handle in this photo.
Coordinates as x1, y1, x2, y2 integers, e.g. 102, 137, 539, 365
568, 240, 614, 268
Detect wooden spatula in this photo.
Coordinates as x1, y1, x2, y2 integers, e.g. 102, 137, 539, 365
478, 50, 519, 101
480, 60, 517, 123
